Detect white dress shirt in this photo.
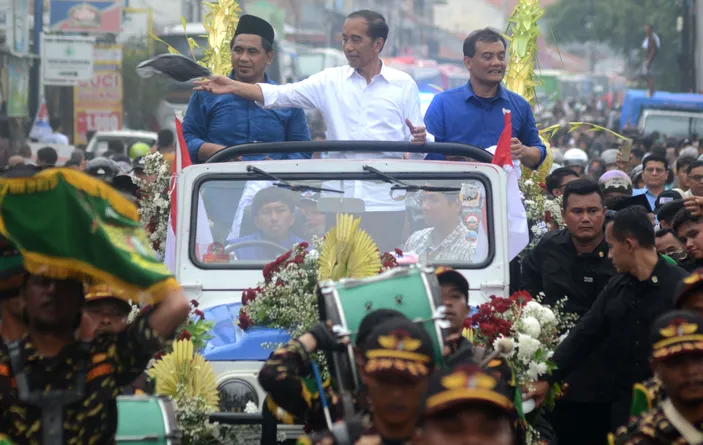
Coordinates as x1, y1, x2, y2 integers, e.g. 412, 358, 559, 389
257, 61, 429, 211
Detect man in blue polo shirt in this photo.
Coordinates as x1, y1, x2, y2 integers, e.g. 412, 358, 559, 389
424, 28, 546, 169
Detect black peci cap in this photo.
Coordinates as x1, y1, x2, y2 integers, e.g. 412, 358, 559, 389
235, 15, 275, 44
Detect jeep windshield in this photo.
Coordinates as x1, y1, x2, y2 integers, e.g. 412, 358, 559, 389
191, 171, 493, 268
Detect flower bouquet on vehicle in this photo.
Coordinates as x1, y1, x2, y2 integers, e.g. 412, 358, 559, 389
462, 291, 578, 442
237, 213, 400, 339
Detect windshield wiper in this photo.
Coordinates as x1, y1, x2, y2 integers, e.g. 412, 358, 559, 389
246, 165, 343, 194
362, 165, 460, 192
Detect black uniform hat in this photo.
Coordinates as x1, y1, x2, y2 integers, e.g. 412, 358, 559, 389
650, 310, 703, 360
363, 317, 435, 381
674, 269, 703, 309
422, 361, 515, 417
655, 190, 684, 211
656, 199, 684, 223
131, 156, 146, 173
435, 266, 469, 298
234, 15, 275, 44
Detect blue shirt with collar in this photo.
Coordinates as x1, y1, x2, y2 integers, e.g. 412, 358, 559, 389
182, 72, 312, 164
633, 187, 658, 211
423, 81, 546, 167
225, 231, 304, 261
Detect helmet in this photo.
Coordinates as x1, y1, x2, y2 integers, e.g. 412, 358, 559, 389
552, 149, 564, 165
600, 149, 619, 166
129, 142, 151, 160
630, 164, 644, 184
563, 148, 588, 168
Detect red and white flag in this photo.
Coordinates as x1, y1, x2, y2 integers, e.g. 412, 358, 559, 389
492, 110, 529, 261
163, 115, 213, 272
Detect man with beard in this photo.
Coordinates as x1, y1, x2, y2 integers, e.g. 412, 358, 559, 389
611, 311, 703, 444
521, 179, 615, 317
297, 317, 434, 445
0, 276, 189, 443
528, 206, 688, 444
422, 28, 546, 169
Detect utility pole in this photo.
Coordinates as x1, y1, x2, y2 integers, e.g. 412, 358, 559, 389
29, 0, 44, 120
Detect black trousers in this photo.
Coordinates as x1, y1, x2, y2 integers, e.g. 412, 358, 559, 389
551, 401, 612, 445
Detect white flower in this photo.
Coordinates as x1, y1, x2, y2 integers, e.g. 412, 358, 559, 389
244, 401, 258, 414
519, 316, 541, 338
540, 307, 556, 325
516, 334, 541, 360
526, 361, 548, 380
492, 335, 515, 359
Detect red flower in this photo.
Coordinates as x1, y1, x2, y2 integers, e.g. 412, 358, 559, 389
510, 290, 533, 306
242, 288, 260, 305
153, 351, 164, 361
298, 242, 309, 250
538, 182, 547, 191
394, 248, 403, 257
238, 308, 254, 330
194, 309, 205, 320
275, 278, 285, 287
178, 330, 192, 341
190, 299, 199, 308
544, 210, 553, 223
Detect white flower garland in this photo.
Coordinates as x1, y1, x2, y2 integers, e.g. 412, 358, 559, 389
134, 152, 172, 258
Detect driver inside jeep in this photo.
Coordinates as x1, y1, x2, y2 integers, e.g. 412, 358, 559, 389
226, 187, 304, 260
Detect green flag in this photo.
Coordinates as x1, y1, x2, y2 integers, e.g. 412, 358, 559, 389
0, 168, 178, 304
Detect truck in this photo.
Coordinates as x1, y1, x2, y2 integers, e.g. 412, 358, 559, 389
619, 89, 703, 137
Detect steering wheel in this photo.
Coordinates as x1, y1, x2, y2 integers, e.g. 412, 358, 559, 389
224, 239, 291, 257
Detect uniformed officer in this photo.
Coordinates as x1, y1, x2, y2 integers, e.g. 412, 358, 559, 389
297, 317, 435, 445
528, 206, 688, 444
413, 360, 523, 445
611, 311, 703, 444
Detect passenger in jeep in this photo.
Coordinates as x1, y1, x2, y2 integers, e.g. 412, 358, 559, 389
403, 190, 475, 262
226, 187, 304, 260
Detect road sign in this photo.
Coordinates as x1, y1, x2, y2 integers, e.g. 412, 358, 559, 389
41, 34, 95, 86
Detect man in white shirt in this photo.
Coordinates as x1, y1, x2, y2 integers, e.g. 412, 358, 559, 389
196, 10, 428, 250
41, 117, 70, 145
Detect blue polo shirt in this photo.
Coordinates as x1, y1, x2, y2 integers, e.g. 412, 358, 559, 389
423, 81, 546, 168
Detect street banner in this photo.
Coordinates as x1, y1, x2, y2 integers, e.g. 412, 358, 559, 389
50, 0, 123, 34
73, 44, 123, 145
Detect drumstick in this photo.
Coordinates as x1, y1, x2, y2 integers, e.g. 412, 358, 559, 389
312, 362, 334, 430
478, 338, 515, 368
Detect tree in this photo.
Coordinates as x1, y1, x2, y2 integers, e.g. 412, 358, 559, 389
545, 0, 681, 92
121, 38, 171, 130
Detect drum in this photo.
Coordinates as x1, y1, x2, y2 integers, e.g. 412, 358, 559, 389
116, 395, 182, 444
319, 264, 446, 391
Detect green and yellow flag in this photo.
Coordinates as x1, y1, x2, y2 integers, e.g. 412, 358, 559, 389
0, 168, 178, 303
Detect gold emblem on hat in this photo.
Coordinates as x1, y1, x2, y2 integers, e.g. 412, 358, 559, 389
684, 273, 703, 284
378, 331, 422, 352
599, 251, 604, 258
441, 369, 497, 391
652, 276, 658, 284
660, 321, 698, 338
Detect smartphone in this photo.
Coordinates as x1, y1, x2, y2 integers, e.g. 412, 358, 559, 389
621, 138, 633, 163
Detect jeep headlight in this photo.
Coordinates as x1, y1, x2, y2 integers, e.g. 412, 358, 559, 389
218, 379, 259, 413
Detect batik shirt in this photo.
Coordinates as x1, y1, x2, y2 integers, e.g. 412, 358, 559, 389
0, 314, 164, 444
403, 223, 474, 262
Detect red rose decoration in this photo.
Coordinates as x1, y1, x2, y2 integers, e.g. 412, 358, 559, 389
298, 242, 309, 250
238, 308, 254, 330
190, 299, 200, 308
509, 290, 533, 306
178, 330, 192, 341
394, 248, 403, 257
194, 309, 205, 320
153, 351, 164, 361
